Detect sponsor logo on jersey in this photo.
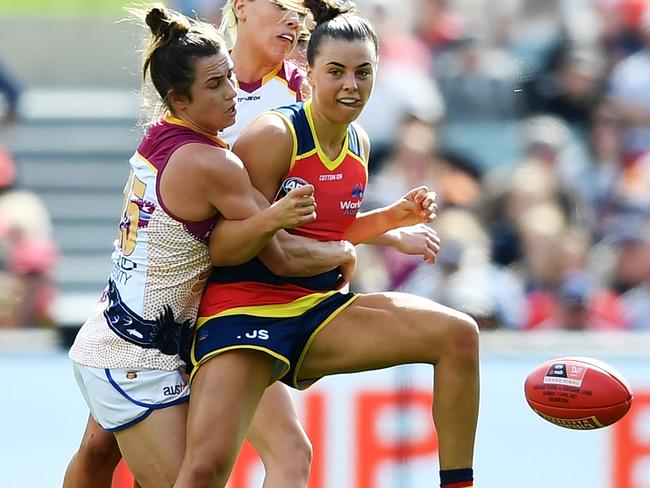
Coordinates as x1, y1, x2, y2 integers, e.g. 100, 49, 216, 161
238, 95, 261, 102
163, 384, 186, 396
110, 264, 133, 285
134, 198, 156, 229
340, 200, 362, 211
340, 184, 364, 215
276, 176, 309, 199
340, 199, 362, 215
125, 371, 137, 380
116, 256, 137, 271
236, 329, 270, 340
319, 173, 343, 182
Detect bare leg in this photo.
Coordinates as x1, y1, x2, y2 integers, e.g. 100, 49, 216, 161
247, 382, 312, 488
298, 292, 479, 470
114, 403, 188, 488
63, 415, 121, 488
174, 350, 276, 488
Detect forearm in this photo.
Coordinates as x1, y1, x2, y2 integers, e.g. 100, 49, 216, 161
258, 232, 352, 277
365, 228, 401, 247
209, 213, 278, 266
344, 207, 396, 245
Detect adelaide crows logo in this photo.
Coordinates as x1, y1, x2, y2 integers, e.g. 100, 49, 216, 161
276, 176, 309, 200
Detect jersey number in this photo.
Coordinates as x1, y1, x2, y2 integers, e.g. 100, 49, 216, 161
119, 170, 147, 256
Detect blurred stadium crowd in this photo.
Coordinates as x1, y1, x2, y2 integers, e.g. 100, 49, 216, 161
2, 0, 650, 332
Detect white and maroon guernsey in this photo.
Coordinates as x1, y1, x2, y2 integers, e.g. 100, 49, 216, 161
219, 59, 305, 146
69, 115, 227, 371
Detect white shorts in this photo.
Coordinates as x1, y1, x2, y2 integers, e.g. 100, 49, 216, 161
72, 362, 189, 432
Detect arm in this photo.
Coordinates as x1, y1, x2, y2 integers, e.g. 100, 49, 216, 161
233, 112, 298, 200
258, 232, 356, 280
342, 124, 439, 253
230, 113, 356, 278
163, 143, 315, 266
344, 186, 437, 244
207, 185, 315, 267
366, 224, 441, 264
209, 185, 355, 276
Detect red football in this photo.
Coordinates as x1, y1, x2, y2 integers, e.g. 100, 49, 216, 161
524, 356, 633, 430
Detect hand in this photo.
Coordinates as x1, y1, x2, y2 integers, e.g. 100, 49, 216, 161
391, 224, 441, 264
337, 241, 357, 289
413, 187, 438, 222
387, 186, 438, 228
269, 184, 316, 229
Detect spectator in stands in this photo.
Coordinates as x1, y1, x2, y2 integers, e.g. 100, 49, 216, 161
607, 7, 650, 164
523, 46, 606, 130
414, 0, 465, 53
528, 270, 627, 331
594, 0, 643, 70
585, 101, 626, 222
434, 208, 526, 330
435, 34, 521, 121
0, 57, 21, 125
605, 213, 650, 330
0, 145, 57, 327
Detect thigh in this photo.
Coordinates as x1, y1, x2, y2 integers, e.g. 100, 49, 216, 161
298, 292, 474, 381
186, 350, 277, 458
115, 402, 188, 488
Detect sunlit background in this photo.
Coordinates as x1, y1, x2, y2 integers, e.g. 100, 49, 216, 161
1, 1, 650, 487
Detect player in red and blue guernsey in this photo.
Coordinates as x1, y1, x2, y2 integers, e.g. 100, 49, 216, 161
176, 2, 479, 488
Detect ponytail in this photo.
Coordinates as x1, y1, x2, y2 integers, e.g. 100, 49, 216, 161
302, 0, 377, 65
128, 3, 225, 112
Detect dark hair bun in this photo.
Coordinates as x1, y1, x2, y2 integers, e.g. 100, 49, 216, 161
145, 4, 190, 39
304, 0, 356, 26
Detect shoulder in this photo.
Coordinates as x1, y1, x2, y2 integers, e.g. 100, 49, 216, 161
171, 142, 245, 183
233, 112, 295, 176
351, 122, 371, 161
236, 111, 294, 148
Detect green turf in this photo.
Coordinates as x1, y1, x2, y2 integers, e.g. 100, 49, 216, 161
0, 0, 162, 15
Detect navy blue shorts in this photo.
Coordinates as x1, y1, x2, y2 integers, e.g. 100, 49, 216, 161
190, 291, 358, 389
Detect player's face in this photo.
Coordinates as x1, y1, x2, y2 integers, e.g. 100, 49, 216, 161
307, 38, 376, 125
184, 51, 238, 134
238, 0, 305, 64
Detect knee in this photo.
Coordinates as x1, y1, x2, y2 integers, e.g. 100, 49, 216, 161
79, 430, 121, 469
264, 424, 312, 481
446, 313, 480, 364
182, 450, 234, 487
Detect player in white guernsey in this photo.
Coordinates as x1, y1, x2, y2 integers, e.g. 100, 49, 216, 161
64, 5, 356, 488
218, 0, 309, 147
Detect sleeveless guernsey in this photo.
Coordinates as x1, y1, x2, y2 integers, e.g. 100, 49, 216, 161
69, 115, 227, 371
